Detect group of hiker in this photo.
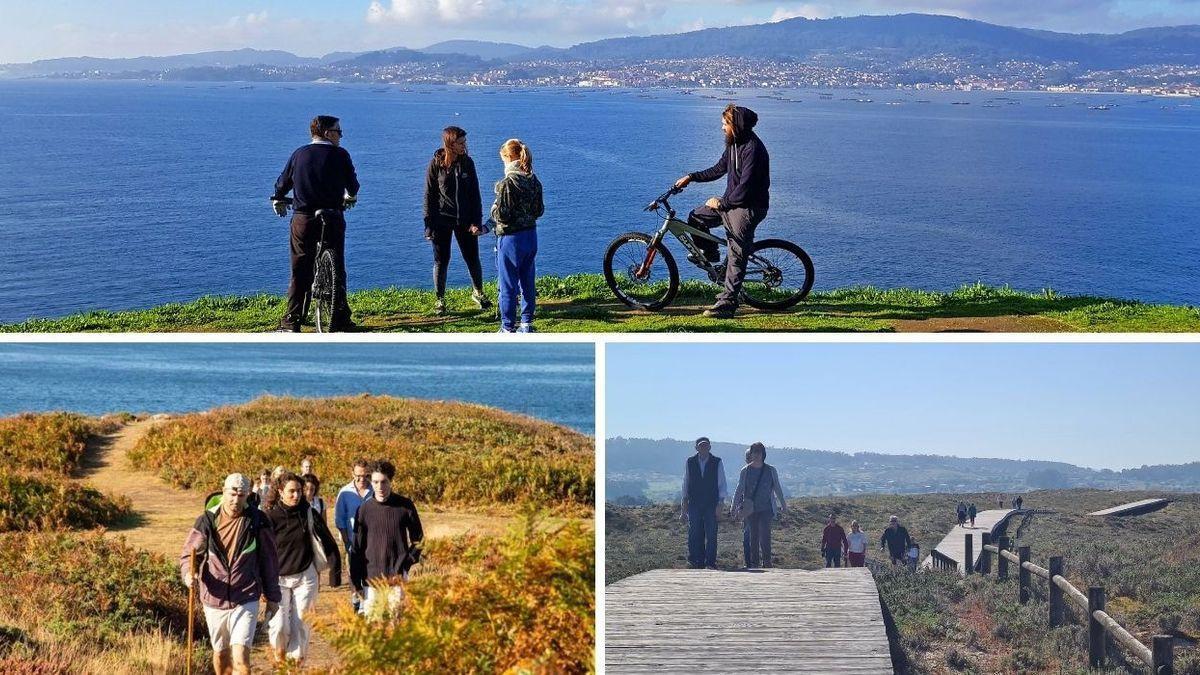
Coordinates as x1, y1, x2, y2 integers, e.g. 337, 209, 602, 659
680, 438, 923, 571
269, 102, 771, 331
179, 457, 423, 674
956, 495, 1025, 528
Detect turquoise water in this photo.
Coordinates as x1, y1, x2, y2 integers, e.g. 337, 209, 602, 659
0, 343, 594, 433
1, 81, 1198, 322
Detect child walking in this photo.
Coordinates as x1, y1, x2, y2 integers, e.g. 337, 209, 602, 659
490, 139, 544, 333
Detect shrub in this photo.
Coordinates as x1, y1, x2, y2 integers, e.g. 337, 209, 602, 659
0, 472, 130, 531
0, 531, 188, 644
323, 514, 594, 673
129, 396, 594, 513
0, 412, 112, 475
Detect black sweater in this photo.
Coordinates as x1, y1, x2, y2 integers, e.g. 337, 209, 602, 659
424, 150, 483, 230
266, 499, 342, 582
350, 492, 424, 591
273, 142, 360, 214
689, 106, 770, 211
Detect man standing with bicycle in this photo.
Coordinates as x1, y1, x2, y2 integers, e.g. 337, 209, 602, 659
272, 115, 359, 332
675, 104, 770, 319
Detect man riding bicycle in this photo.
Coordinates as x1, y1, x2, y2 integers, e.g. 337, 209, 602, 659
272, 115, 360, 332
674, 104, 770, 319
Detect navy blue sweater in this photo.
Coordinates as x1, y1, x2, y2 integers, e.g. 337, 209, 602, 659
689, 106, 770, 211
274, 142, 360, 214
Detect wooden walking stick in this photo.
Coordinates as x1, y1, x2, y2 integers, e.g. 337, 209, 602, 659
187, 548, 198, 675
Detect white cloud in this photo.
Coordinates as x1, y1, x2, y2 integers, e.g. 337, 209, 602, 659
770, 4, 831, 22
365, 0, 670, 38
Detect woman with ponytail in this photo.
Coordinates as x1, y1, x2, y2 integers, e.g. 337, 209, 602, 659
490, 139, 543, 333
423, 126, 490, 315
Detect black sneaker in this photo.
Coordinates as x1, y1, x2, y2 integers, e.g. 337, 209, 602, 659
702, 304, 736, 319
276, 322, 301, 333
472, 289, 492, 310
330, 321, 358, 333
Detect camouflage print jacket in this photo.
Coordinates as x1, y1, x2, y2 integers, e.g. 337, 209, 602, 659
490, 169, 544, 236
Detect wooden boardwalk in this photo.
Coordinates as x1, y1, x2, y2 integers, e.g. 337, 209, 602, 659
1089, 498, 1170, 517
605, 568, 892, 674
922, 509, 1016, 574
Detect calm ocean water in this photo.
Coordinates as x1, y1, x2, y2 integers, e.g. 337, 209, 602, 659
0, 343, 594, 433
1, 81, 1198, 322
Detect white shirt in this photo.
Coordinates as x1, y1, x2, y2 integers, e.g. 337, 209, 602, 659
681, 454, 728, 503
848, 531, 868, 553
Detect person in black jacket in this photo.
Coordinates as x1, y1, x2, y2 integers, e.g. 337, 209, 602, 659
674, 104, 770, 319
264, 473, 342, 668
272, 115, 360, 332
880, 515, 913, 565
424, 126, 490, 315
350, 460, 424, 617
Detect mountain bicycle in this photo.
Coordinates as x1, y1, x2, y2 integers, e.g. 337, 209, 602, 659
273, 197, 346, 333
602, 186, 814, 310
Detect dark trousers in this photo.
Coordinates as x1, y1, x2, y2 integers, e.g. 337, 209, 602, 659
283, 211, 350, 329
742, 510, 772, 568
497, 228, 538, 330
824, 548, 843, 568
430, 223, 484, 297
687, 502, 718, 568
687, 204, 767, 308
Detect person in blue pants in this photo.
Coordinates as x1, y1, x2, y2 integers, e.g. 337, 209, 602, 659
489, 139, 544, 333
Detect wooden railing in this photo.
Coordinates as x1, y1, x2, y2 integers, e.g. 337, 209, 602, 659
929, 548, 958, 572
958, 534, 1177, 674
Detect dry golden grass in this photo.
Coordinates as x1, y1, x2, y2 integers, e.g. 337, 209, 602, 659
128, 395, 594, 514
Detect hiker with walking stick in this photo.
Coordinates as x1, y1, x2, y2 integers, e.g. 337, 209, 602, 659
180, 473, 281, 675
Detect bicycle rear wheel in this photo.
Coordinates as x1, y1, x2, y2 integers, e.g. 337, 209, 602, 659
740, 238, 815, 310
311, 247, 340, 333
603, 232, 680, 311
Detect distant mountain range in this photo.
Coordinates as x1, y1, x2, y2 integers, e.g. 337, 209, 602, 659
2, 13, 1198, 80
607, 437, 1200, 503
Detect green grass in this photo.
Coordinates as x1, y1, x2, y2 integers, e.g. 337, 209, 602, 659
4, 275, 1197, 332
607, 490, 1200, 674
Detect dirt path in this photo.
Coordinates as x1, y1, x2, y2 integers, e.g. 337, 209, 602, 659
80, 420, 518, 673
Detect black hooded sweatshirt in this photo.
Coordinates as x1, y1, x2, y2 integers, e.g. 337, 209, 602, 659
266, 497, 343, 583
689, 106, 770, 211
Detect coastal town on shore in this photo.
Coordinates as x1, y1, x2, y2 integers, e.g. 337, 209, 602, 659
22, 55, 1200, 97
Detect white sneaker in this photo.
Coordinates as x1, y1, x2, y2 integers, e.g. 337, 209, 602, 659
517, 323, 535, 333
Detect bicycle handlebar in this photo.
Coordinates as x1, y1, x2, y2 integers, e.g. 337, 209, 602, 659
644, 185, 684, 212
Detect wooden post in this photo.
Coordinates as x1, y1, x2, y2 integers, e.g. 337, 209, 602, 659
1153, 635, 1174, 675
1048, 556, 1064, 627
997, 536, 1009, 581
981, 533, 992, 575
1018, 546, 1031, 604
187, 549, 197, 675
1089, 586, 1106, 668
965, 534, 974, 575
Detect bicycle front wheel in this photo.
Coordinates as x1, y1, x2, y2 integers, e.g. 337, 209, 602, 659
311, 248, 340, 333
740, 238, 815, 310
603, 232, 680, 311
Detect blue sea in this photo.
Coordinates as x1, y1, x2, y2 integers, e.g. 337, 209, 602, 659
1, 81, 1198, 322
0, 343, 594, 433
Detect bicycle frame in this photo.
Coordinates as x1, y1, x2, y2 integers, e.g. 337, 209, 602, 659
636, 192, 725, 278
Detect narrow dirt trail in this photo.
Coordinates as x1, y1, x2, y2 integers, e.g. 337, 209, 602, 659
79, 420, 521, 673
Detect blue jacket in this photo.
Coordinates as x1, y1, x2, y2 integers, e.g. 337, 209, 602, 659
274, 141, 360, 214
333, 482, 372, 541
689, 106, 770, 211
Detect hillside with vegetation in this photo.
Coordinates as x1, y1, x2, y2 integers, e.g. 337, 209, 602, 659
0, 403, 596, 672
607, 437, 1200, 502
606, 489, 1199, 673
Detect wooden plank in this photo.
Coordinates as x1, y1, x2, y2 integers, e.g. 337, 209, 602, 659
606, 568, 893, 674
1087, 498, 1169, 517
921, 509, 1016, 575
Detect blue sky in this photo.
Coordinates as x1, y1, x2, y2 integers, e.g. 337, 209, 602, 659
2, 0, 1199, 62
605, 343, 1200, 470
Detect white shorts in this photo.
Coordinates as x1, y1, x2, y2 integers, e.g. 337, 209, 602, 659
202, 601, 259, 651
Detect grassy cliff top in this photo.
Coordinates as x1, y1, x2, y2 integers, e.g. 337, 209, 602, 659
4, 275, 1198, 332
127, 394, 595, 513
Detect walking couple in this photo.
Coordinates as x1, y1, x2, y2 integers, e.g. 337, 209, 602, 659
682, 438, 786, 570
